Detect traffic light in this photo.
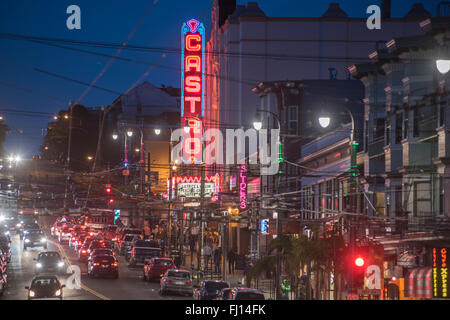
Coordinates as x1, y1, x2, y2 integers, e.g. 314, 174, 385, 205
108, 198, 114, 205
105, 184, 111, 194
345, 247, 370, 290
354, 256, 365, 268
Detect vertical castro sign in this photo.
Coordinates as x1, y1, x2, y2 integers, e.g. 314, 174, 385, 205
181, 19, 205, 164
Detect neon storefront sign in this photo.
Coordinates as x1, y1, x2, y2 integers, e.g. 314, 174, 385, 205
169, 175, 220, 200
239, 165, 247, 209
433, 247, 449, 298
181, 19, 205, 164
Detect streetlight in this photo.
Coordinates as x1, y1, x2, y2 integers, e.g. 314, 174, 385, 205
318, 117, 331, 128
53, 115, 58, 120
64, 114, 69, 119
253, 120, 262, 131
436, 59, 450, 75
112, 133, 118, 140
127, 130, 133, 137
154, 128, 161, 135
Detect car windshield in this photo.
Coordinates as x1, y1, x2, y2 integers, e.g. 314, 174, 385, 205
38, 252, 60, 260
134, 240, 158, 247
135, 248, 160, 256
93, 256, 114, 263
31, 278, 59, 289
167, 271, 190, 279
205, 282, 229, 291
92, 249, 113, 256
154, 259, 172, 266
28, 230, 43, 236
124, 235, 134, 242
235, 292, 265, 300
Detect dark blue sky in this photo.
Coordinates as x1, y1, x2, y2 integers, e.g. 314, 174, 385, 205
0, 0, 441, 158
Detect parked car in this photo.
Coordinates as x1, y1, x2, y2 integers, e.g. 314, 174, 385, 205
25, 275, 65, 300
143, 257, 175, 282
160, 269, 193, 297
87, 255, 118, 279
23, 229, 47, 250
229, 287, 265, 300
34, 251, 66, 275
193, 280, 230, 300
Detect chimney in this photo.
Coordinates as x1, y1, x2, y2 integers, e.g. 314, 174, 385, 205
382, 0, 391, 18
218, 0, 237, 28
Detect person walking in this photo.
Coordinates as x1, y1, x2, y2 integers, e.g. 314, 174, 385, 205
203, 242, 212, 271
213, 246, 222, 274
228, 249, 235, 274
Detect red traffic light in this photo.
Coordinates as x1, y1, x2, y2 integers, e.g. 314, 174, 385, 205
108, 198, 114, 204
354, 257, 365, 267
106, 188, 111, 193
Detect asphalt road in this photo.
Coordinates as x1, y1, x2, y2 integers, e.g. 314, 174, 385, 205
1, 231, 193, 300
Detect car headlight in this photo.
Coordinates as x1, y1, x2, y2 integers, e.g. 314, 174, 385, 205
58, 262, 64, 268
4, 231, 8, 236
24, 239, 30, 243
41, 238, 47, 242
29, 290, 35, 297
36, 263, 42, 268
16, 223, 22, 228
55, 289, 61, 296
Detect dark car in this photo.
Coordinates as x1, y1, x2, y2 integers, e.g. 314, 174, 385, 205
87, 248, 115, 264
87, 255, 118, 279
20, 222, 40, 240
25, 275, 65, 300
23, 229, 47, 250
194, 280, 230, 300
230, 288, 265, 300
34, 251, 66, 275
143, 257, 175, 282
78, 238, 94, 261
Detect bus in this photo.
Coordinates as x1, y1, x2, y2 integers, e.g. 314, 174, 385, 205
81, 209, 115, 233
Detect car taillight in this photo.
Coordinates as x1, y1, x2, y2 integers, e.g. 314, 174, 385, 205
186, 281, 192, 285
93, 263, 100, 266
62, 232, 65, 236
166, 279, 172, 283
82, 250, 86, 253
111, 262, 118, 267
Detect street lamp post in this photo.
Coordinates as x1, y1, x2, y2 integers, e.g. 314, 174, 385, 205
254, 109, 282, 300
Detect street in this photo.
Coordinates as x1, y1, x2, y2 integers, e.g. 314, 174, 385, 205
1, 231, 191, 300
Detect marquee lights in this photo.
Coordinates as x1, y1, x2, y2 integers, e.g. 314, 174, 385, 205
181, 19, 205, 163
433, 247, 449, 298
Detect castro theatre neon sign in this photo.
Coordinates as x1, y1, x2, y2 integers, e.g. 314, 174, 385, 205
181, 19, 205, 164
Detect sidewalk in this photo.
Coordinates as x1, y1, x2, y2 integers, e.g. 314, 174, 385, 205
180, 250, 246, 286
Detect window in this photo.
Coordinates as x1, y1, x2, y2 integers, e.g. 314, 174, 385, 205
288, 106, 298, 135
385, 118, 391, 146
374, 118, 385, 140
403, 114, 409, 140
440, 105, 445, 127
395, 113, 402, 144
413, 109, 419, 137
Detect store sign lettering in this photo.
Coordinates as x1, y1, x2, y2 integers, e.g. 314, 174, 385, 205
432, 247, 449, 298
239, 165, 247, 209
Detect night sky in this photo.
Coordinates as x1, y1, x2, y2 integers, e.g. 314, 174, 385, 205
0, 0, 442, 158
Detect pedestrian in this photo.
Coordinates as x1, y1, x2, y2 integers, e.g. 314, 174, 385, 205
213, 246, 222, 274
203, 242, 212, 271
228, 249, 235, 274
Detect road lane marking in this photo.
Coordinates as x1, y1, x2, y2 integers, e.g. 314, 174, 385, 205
50, 239, 111, 300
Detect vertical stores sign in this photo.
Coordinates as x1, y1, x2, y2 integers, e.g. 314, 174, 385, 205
181, 19, 205, 164
433, 247, 449, 298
